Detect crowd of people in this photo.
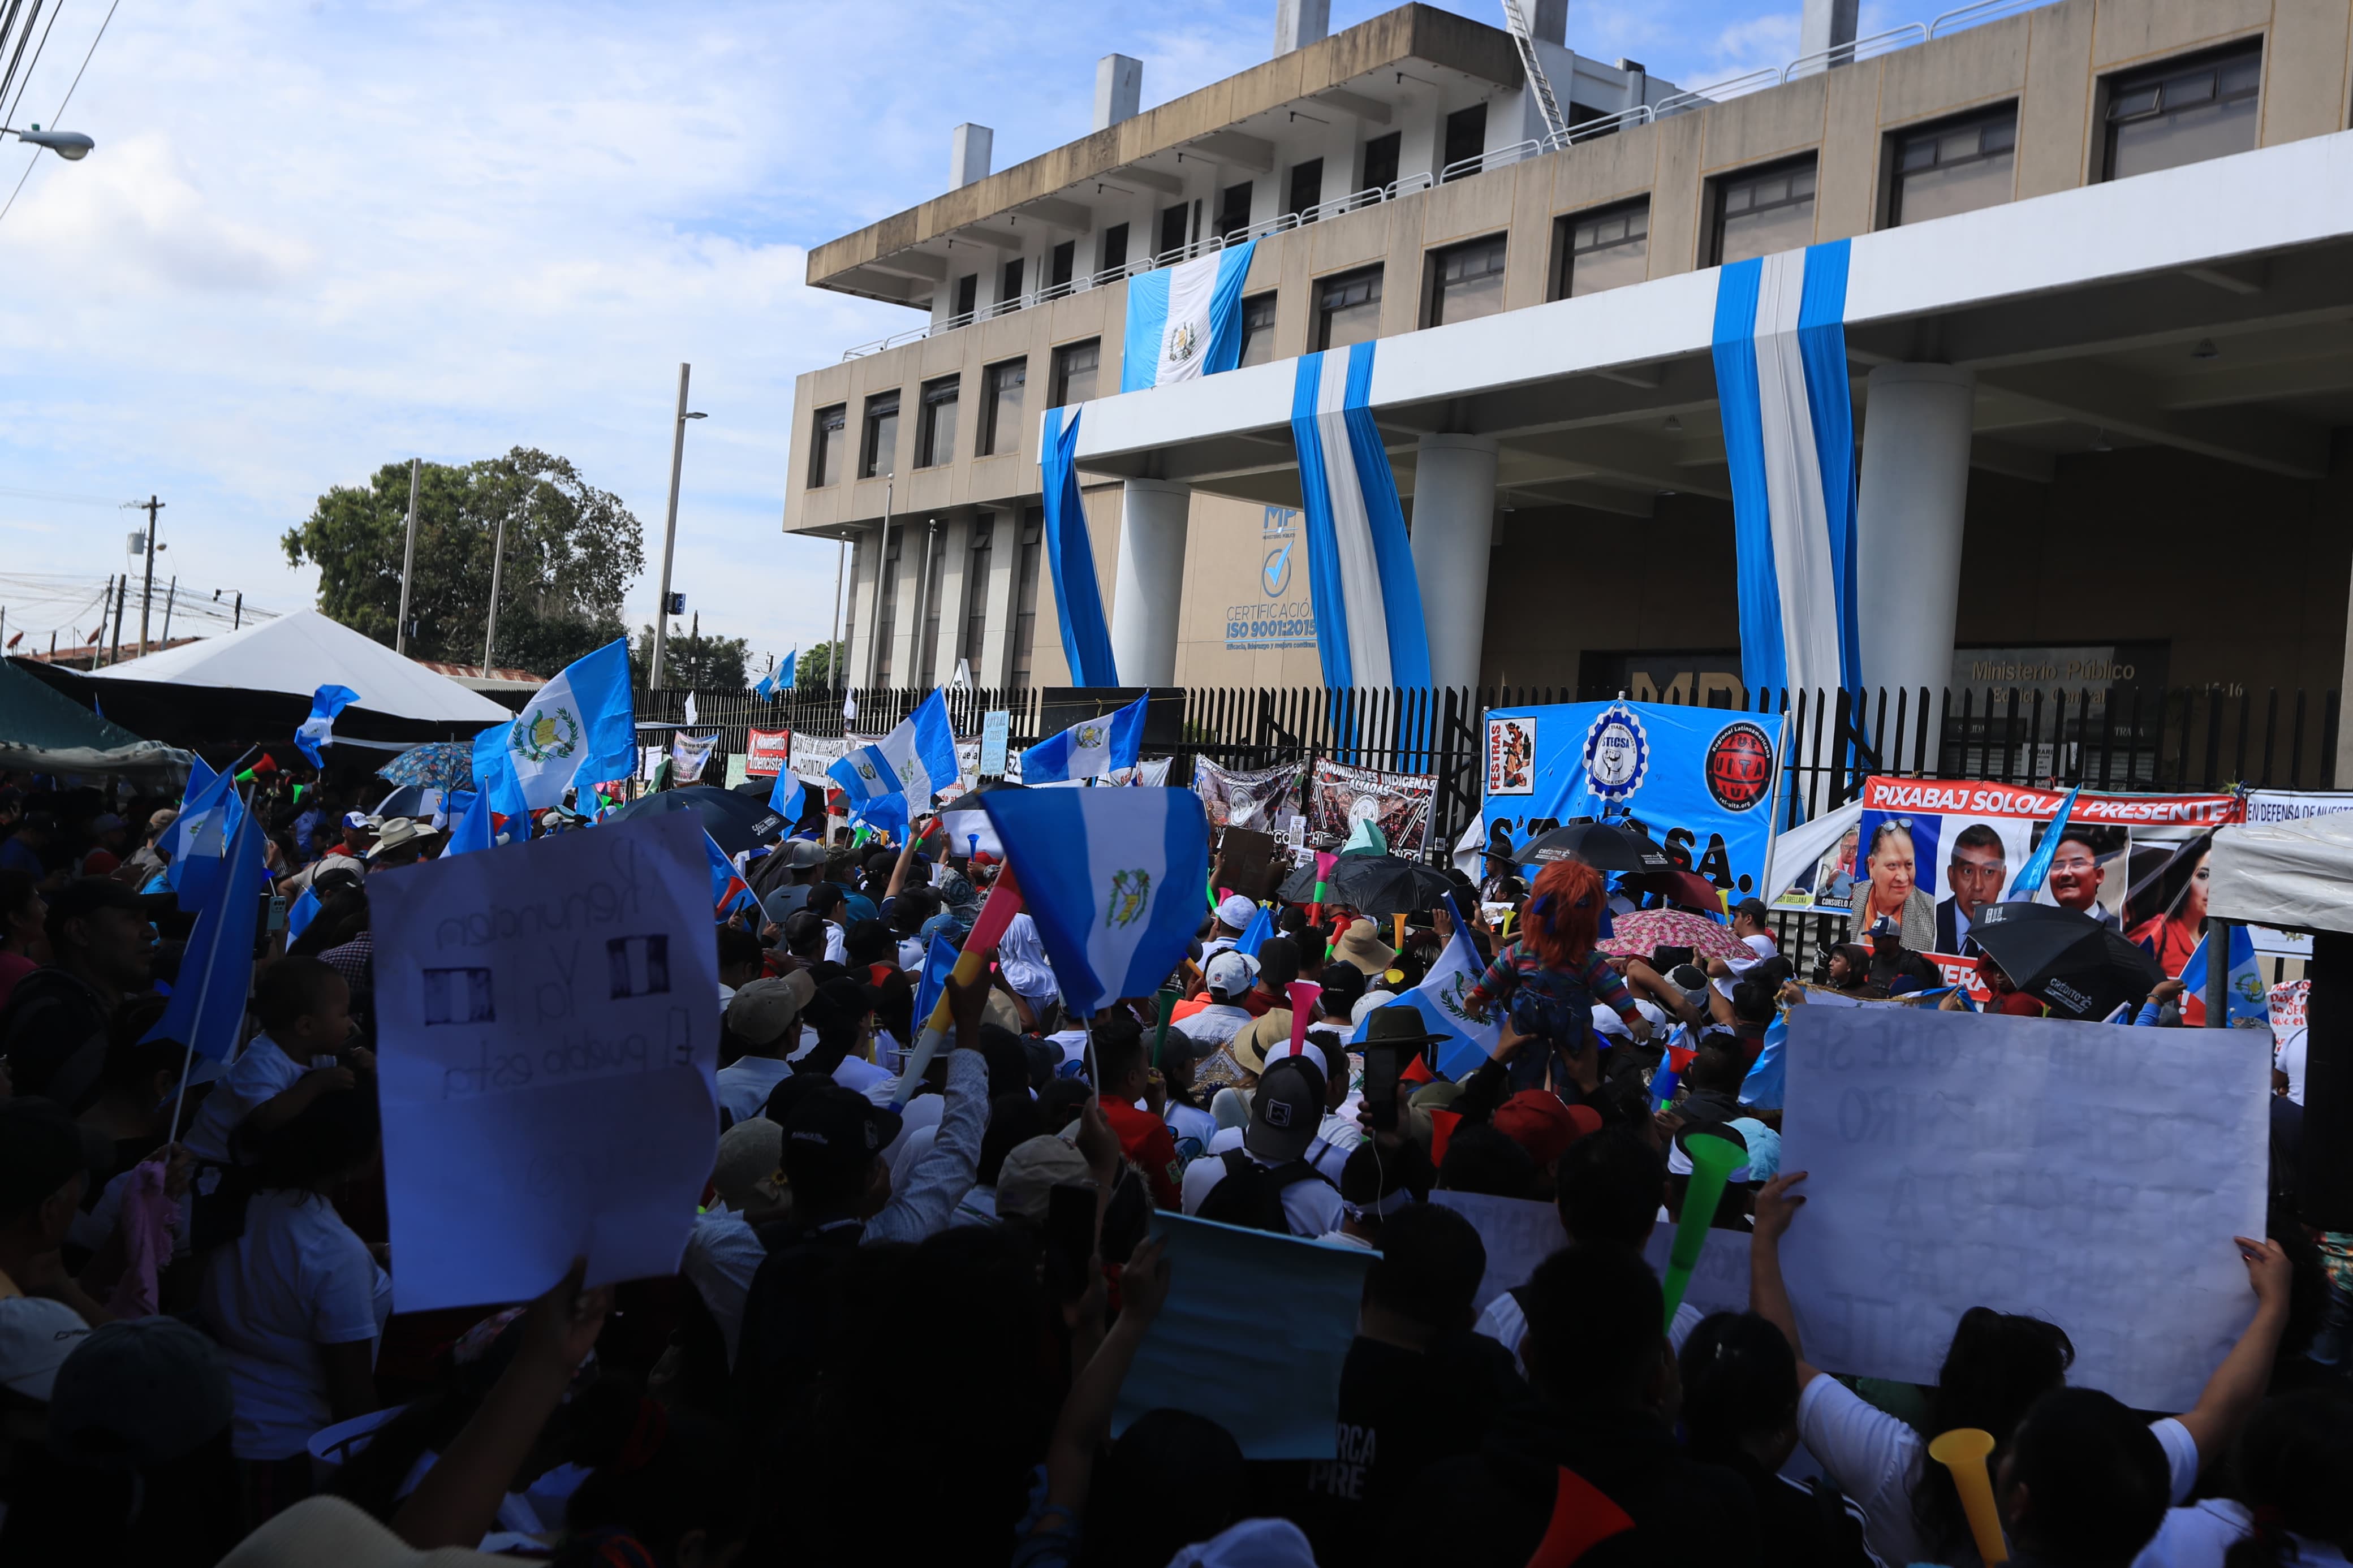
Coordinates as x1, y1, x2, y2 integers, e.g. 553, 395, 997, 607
0, 761, 2336, 1568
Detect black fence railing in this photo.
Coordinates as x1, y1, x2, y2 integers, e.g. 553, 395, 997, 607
635, 680, 2338, 860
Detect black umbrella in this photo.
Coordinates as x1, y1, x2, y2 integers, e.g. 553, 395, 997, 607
605, 786, 786, 858
1512, 820, 1673, 875
1962, 901, 2166, 1021
1276, 853, 1457, 916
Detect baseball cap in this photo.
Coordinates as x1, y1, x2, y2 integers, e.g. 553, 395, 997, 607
711, 1117, 785, 1211
1492, 1090, 1599, 1169
779, 1085, 902, 1193
1244, 1055, 1325, 1163
1203, 949, 1258, 998
47, 1316, 233, 1465
0, 1296, 91, 1401
1216, 894, 1257, 930
1867, 915, 1901, 940
725, 971, 816, 1049
994, 1134, 1096, 1223
786, 839, 829, 870
341, 811, 375, 831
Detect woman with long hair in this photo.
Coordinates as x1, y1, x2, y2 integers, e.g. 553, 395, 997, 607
1459, 857, 1654, 1093
2127, 845, 2211, 978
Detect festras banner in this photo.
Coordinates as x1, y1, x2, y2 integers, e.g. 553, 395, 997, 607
1194, 759, 1302, 837
1307, 759, 1434, 856
1481, 702, 1787, 899
744, 727, 791, 777
1784, 777, 2243, 988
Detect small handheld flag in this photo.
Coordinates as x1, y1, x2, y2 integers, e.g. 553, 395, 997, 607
1233, 902, 1276, 958
2008, 787, 2082, 899
1020, 692, 1147, 784
294, 684, 361, 768
286, 885, 323, 941
146, 798, 269, 1065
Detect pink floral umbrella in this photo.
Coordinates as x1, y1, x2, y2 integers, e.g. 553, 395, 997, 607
1596, 907, 1748, 962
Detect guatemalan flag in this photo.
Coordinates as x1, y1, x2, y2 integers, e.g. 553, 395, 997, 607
144, 795, 267, 1061
1711, 239, 1859, 699
1040, 407, 1118, 686
441, 788, 494, 858
1347, 896, 1499, 1081
705, 832, 759, 921
1290, 342, 1432, 688
1120, 241, 1256, 392
826, 688, 960, 834
978, 787, 1209, 1018
474, 638, 637, 819
756, 649, 795, 702
168, 762, 244, 910
1020, 692, 1145, 784
2176, 922, 2267, 1027
768, 765, 807, 827
294, 684, 360, 768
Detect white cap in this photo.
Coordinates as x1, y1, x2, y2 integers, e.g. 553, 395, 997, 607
1350, 990, 1396, 1027
1204, 949, 1259, 997
1217, 894, 1258, 930
0, 1295, 92, 1401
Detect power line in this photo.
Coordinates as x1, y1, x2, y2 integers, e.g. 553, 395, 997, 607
0, 0, 118, 227
1, 0, 66, 131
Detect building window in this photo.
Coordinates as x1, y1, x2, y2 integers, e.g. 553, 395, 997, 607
1361, 132, 1401, 193
1442, 103, 1488, 179
916, 377, 959, 468
980, 360, 1027, 457
1238, 293, 1278, 366
2103, 42, 2262, 183
1553, 200, 1649, 299
1286, 158, 1323, 219
1427, 234, 1507, 327
1711, 157, 1816, 266
1316, 266, 1383, 350
1157, 203, 1190, 260
1215, 182, 1253, 241
1010, 512, 1044, 690
998, 257, 1025, 313
1889, 105, 2016, 226
1100, 223, 1129, 274
960, 516, 994, 676
1051, 339, 1100, 405
874, 533, 902, 685
859, 391, 899, 480
1050, 240, 1075, 290
952, 274, 977, 319
916, 531, 947, 682
810, 404, 847, 487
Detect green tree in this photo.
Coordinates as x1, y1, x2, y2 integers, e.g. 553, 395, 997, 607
283, 447, 643, 675
631, 624, 749, 692
795, 640, 844, 687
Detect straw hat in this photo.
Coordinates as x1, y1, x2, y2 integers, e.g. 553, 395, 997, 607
1331, 918, 1395, 974
366, 817, 436, 858
1227, 1009, 1296, 1077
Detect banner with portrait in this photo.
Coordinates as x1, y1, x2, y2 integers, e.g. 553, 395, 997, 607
1479, 702, 1787, 900
1193, 759, 1303, 836
1307, 759, 1435, 856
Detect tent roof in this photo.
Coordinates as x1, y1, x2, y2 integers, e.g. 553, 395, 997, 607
85, 608, 511, 724
2209, 811, 2353, 936
0, 659, 191, 777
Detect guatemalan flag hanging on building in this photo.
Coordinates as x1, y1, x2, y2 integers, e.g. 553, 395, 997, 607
826, 688, 961, 833
1710, 239, 1860, 700
1040, 406, 1119, 686
1290, 341, 1432, 689
977, 787, 1209, 1018
1021, 692, 1146, 784
1120, 241, 1256, 392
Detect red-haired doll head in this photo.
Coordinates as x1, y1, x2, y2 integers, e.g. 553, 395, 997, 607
1522, 857, 1607, 970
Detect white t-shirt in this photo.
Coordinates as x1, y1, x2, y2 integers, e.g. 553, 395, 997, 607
2135, 1499, 2348, 1568
1174, 1003, 1253, 1052
714, 1056, 794, 1124
183, 1035, 322, 1165
823, 923, 848, 965
1179, 1143, 1345, 1238
681, 1206, 765, 1368
832, 1054, 893, 1101
198, 1187, 392, 1460
998, 914, 1058, 1002
1798, 1373, 2200, 1568
1167, 1101, 1218, 1151
1205, 1121, 1355, 1186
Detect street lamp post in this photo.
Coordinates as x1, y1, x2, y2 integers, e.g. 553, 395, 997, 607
6, 125, 94, 160
649, 363, 706, 690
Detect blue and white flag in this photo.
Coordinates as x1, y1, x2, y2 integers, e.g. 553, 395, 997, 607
1121, 241, 1256, 392
768, 764, 807, 827
2177, 922, 2268, 1027
911, 930, 960, 1035
145, 796, 267, 1062
1290, 342, 1432, 688
286, 884, 323, 941
705, 831, 759, 921
827, 688, 961, 832
756, 650, 795, 701
1021, 692, 1146, 784
168, 764, 244, 910
294, 684, 360, 768
1710, 239, 1859, 699
477, 638, 636, 817
1041, 406, 1119, 686
442, 788, 494, 857
2009, 787, 2080, 898
977, 787, 1209, 1018
1347, 896, 1499, 1081
1233, 902, 1276, 959
158, 754, 218, 867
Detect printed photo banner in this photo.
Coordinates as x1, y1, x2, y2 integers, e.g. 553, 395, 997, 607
1307, 758, 1434, 856
1193, 758, 1303, 836
1481, 701, 1787, 900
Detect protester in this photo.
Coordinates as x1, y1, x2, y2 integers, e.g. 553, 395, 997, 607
1183, 1053, 1344, 1237
712, 972, 816, 1121
182, 957, 369, 1167
0, 866, 45, 1011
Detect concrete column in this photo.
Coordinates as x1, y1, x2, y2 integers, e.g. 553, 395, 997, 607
1111, 480, 1191, 687
950, 124, 993, 191
1409, 435, 1498, 690
1855, 364, 1975, 744
1274, 0, 1329, 56
977, 507, 1020, 689
1095, 55, 1141, 131
1531, 0, 1567, 45
1796, 0, 1859, 71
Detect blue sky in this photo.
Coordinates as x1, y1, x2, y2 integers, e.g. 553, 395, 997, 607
0, 0, 1844, 668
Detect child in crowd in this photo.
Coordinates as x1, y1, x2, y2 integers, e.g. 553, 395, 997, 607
182, 957, 372, 1167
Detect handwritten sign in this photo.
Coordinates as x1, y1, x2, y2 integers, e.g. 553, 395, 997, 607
372, 811, 720, 1311
1430, 1190, 1567, 1314
1778, 1007, 2265, 1412
1641, 1225, 1752, 1325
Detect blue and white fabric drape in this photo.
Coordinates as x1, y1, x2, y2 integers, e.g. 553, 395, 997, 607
1710, 240, 1859, 699
1121, 241, 1256, 393
1040, 404, 1119, 686
1289, 341, 1432, 689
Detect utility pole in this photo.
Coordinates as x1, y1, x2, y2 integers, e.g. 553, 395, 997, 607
650, 362, 705, 689
133, 495, 163, 657
160, 577, 178, 645
233, 590, 243, 630
107, 573, 127, 665
395, 458, 421, 654
829, 537, 845, 689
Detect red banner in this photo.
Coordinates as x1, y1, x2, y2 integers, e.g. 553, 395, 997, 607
745, 727, 791, 777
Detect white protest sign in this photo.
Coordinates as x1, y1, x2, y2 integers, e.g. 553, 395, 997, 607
1642, 1225, 1753, 1325
1778, 1006, 2266, 1412
1430, 1190, 1567, 1314
370, 810, 720, 1311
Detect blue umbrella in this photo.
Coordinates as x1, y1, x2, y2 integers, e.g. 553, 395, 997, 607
377, 741, 476, 792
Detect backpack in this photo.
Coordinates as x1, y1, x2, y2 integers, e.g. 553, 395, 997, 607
1193, 1148, 1328, 1234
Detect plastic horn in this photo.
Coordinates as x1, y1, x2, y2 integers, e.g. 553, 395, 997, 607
1926, 1428, 2008, 1565
1391, 912, 1407, 951
1286, 980, 1319, 1055
1650, 1044, 1695, 1114
1150, 987, 1180, 1070
887, 868, 1025, 1111
1660, 1133, 1744, 1330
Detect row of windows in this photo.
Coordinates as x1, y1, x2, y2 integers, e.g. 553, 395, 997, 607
848, 510, 1048, 690
816, 41, 2266, 486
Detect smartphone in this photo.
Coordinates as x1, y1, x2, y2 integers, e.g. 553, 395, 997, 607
1044, 1182, 1097, 1299
1361, 1043, 1409, 1133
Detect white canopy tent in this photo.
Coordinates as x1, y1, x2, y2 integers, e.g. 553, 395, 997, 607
85, 608, 511, 725
2210, 813, 2353, 938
